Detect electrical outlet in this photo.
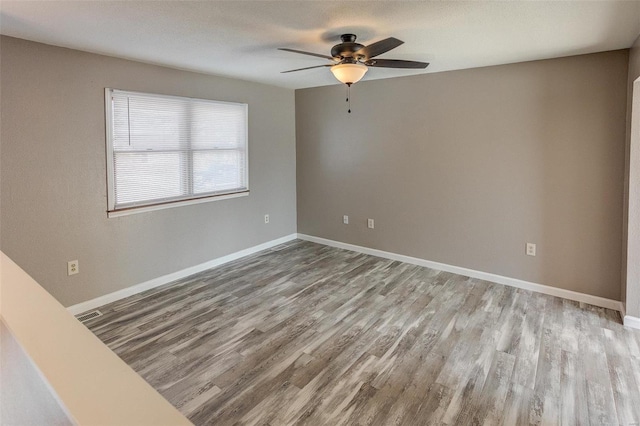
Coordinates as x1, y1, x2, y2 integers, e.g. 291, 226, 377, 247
264, 214, 269, 224
343, 215, 349, 224
526, 243, 536, 256
67, 260, 79, 276
367, 218, 374, 229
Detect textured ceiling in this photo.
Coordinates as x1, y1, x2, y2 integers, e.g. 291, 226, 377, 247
1, 1, 639, 89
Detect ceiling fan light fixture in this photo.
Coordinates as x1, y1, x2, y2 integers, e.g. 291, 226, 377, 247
330, 63, 368, 85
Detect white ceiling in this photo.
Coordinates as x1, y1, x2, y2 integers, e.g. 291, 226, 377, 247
1, 1, 639, 89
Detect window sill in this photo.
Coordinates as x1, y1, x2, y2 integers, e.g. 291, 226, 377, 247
107, 190, 249, 218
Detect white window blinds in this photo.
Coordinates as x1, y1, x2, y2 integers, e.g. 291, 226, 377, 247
105, 89, 248, 213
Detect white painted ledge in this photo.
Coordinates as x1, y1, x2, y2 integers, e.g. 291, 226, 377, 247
0, 251, 191, 425
68, 233, 298, 315
297, 234, 624, 313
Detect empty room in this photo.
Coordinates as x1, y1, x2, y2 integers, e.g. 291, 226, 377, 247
2, 1, 640, 425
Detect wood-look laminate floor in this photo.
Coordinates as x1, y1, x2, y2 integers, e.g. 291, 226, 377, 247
83, 240, 640, 425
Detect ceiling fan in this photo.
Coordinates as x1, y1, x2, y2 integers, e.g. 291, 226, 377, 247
279, 34, 429, 86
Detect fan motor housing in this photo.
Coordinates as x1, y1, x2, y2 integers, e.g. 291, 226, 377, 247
331, 34, 364, 59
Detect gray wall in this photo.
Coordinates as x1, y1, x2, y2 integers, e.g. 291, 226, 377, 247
296, 50, 628, 301
0, 36, 297, 307
628, 36, 640, 88
624, 34, 640, 316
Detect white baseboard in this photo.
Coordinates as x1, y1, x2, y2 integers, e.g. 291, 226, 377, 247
67, 234, 298, 315
297, 234, 624, 313
69, 232, 626, 317
624, 315, 640, 330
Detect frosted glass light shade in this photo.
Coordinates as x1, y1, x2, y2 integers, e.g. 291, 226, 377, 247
330, 63, 368, 85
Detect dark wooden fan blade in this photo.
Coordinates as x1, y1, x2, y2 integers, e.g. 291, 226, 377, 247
368, 59, 429, 69
278, 48, 334, 60
359, 37, 404, 59
281, 64, 332, 73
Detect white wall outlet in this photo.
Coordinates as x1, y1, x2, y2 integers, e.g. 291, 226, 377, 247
343, 215, 349, 225
526, 243, 536, 256
368, 218, 375, 229
67, 260, 79, 276
264, 214, 270, 224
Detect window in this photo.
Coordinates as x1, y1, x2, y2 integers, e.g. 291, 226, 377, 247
105, 89, 248, 216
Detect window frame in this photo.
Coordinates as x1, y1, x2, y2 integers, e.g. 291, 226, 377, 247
104, 88, 249, 218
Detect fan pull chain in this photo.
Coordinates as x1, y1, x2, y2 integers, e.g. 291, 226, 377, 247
346, 83, 351, 113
